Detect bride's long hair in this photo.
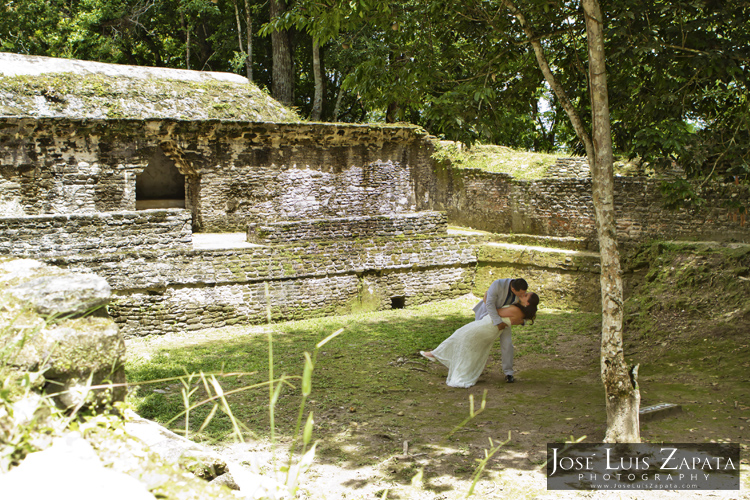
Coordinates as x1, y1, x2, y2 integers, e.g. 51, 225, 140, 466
514, 292, 539, 324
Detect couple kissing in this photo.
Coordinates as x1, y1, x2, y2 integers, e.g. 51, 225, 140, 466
421, 278, 539, 388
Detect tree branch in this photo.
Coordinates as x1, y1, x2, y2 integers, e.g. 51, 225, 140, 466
501, 0, 594, 160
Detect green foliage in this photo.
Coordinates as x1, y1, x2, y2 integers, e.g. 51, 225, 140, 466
0, 371, 59, 472
659, 179, 704, 210
2, 0, 748, 209
607, 0, 750, 180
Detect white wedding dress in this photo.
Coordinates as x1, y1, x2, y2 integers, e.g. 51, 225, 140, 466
431, 311, 512, 388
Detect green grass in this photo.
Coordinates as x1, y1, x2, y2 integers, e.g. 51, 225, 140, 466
126, 297, 478, 441
514, 308, 601, 357
125, 297, 608, 448
125, 290, 749, 451
432, 142, 558, 180
124, 290, 749, 497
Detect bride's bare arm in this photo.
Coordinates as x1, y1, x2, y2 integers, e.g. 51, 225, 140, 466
496, 306, 524, 325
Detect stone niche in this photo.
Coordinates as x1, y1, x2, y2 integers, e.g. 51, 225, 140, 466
135, 146, 186, 210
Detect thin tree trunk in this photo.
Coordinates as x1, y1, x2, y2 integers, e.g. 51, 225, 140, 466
180, 11, 191, 70
244, 0, 252, 81
311, 39, 323, 120
502, 0, 593, 159
582, 0, 640, 443
270, 0, 294, 105
233, 0, 243, 54
503, 0, 640, 442
332, 77, 345, 121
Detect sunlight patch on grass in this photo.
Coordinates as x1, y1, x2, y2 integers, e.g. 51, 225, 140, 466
433, 142, 558, 180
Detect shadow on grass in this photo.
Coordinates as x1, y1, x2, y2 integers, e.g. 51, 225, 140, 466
125, 296, 749, 496
126, 298, 609, 493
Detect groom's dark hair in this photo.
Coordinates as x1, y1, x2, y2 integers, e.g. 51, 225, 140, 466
515, 292, 539, 323
511, 278, 528, 291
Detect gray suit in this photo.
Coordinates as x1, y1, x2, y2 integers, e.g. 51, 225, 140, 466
472, 278, 519, 376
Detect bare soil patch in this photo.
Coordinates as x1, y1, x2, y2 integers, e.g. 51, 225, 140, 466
126, 294, 749, 500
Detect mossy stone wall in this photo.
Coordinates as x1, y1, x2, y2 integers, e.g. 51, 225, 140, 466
0, 117, 433, 232
247, 212, 447, 243
0, 209, 191, 257
415, 160, 750, 244
473, 243, 602, 311
44, 236, 476, 337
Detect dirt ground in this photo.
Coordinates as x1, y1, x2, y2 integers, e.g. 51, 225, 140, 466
127, 296, 750, 500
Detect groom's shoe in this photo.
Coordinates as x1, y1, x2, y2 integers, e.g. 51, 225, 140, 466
505, 375, 515, 383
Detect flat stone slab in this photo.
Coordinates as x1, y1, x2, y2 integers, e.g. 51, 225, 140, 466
639, 403, 682, 422
192, 233, 262, 250
0, 52, 247, 83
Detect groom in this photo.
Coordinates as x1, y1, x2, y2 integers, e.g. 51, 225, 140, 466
472, 278, 529, 383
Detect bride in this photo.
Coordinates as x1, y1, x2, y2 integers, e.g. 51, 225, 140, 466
420, 293, 539, 388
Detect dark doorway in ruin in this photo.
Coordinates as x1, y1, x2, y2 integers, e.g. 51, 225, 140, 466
391, 296, 406, 309
136, 147, 186, 210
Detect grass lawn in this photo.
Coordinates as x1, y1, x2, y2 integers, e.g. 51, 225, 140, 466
125, 295, 750, 499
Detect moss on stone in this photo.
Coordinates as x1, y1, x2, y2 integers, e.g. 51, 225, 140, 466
431, 141, 557, 181
0, 73, 300, 122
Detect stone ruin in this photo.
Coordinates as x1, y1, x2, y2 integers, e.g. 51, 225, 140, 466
2, 52, 749, 499
0, 54, 477, 498
0, 54, 478, 339
2, 53, 749, 339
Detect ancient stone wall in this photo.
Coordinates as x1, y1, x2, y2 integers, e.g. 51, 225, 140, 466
517, 177, 750, 243
545, 157, 591, 178
45, 236, 476, 336
0, 117, 430, 232
430, 167, 516, 234
415, 157, 750, 244
6, 115, 745, 244
0, 209, 192, 257
247, 211, 447, 244
473, 242, 602, 311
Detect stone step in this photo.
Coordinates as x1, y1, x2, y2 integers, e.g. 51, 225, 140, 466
448, 228, 595, 251
639, 403, 683, 422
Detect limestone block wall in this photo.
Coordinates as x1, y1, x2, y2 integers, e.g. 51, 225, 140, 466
0, 117, 432, 232
45, 236, 476, 336
247, 211, 447, 244
519, 177, 749, 242
474, 243, 602, 311
418, 165, 515, 233
612, 179, 749, 242
193, 121, 425, 231
0, 209, 192, 257
545, 157, 590, 178
416, 158, 750, 243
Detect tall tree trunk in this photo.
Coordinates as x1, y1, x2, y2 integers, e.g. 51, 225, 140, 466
244, 0, 252, 81
385, 102, 400, 123
503, 0, 640, 442
270, 0, 294, 106
232, 0, 253, 81
332, 77, 345, 121
180, 11, 191, 70
385, 52, 405, 123
233, 0, 244, 55
582, 0, 640, 443
311, 39, 323, 120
